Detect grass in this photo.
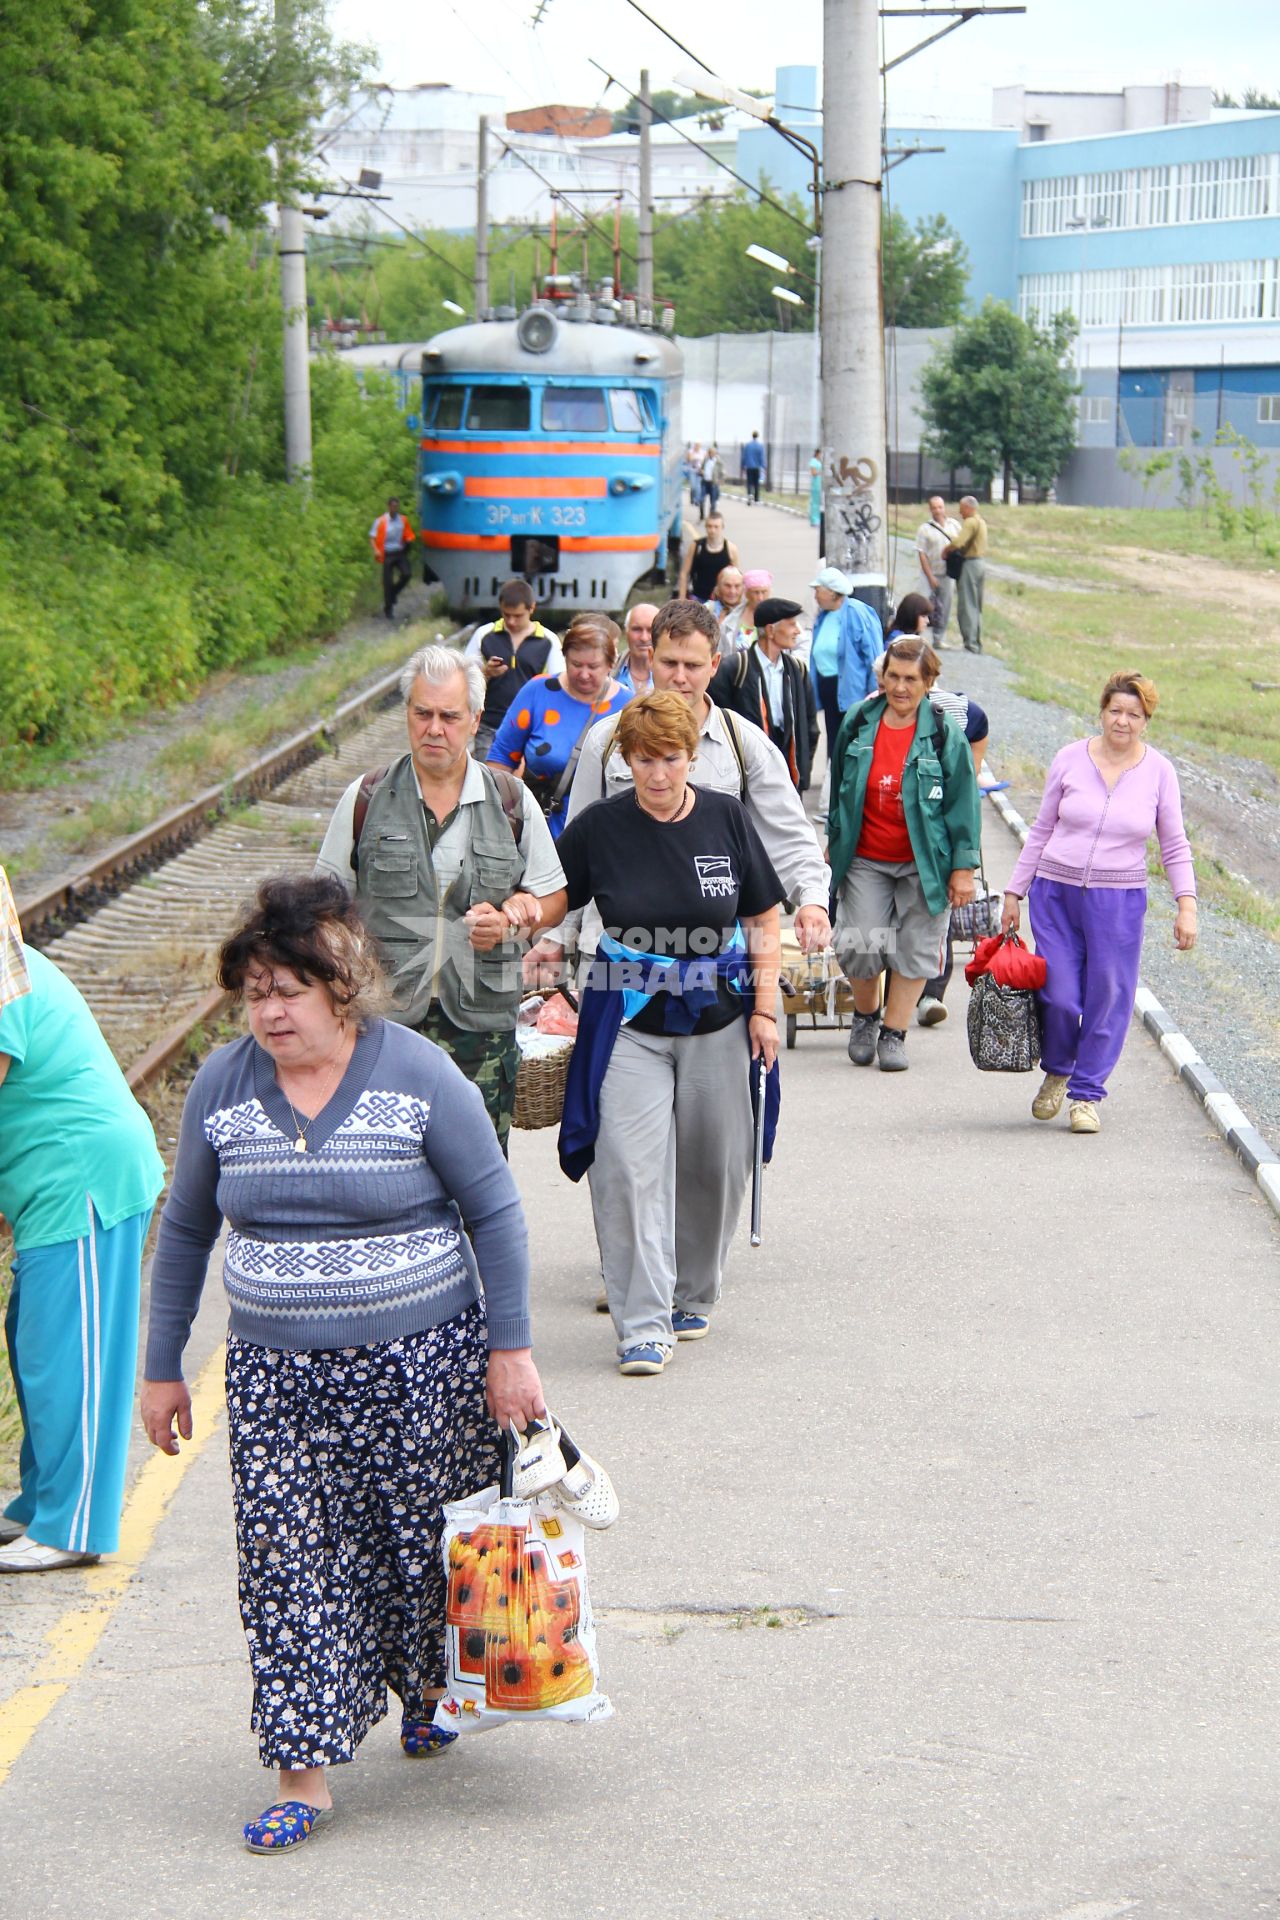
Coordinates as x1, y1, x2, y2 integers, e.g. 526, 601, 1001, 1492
967, 520, 1280, 780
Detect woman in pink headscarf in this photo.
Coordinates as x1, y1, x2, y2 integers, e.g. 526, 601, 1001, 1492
721, 569, 772, 650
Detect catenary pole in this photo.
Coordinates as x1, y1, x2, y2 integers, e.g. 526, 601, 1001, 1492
476, 115, 490, 316
821, 0, 887, 614
276, 0, 312, 483
637, 70, 654, 304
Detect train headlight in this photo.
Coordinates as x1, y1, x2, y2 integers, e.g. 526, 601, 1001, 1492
516, 309, 558, 355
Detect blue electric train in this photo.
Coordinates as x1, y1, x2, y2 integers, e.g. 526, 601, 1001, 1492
407, 301, 684, 615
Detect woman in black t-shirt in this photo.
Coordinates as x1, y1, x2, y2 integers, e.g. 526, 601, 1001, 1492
556, 693, 782, 1376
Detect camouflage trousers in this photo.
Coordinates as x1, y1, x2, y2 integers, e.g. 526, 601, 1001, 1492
415, 1006, 519, 1157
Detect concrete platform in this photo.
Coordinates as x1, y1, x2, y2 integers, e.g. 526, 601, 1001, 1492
2, 503, 1277, 1919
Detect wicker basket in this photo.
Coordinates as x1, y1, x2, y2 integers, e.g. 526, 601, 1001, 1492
512, 1037, 574, 1131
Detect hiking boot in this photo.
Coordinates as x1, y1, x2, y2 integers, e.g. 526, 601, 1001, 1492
916, 996, 948, 1028
1069, 1100, 1101, 1134
1032, 1072, 1069, 1121
877, 1026, 909, 1072
847, 1011, 881, 1066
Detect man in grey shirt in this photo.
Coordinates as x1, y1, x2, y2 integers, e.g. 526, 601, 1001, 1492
316, 645, 566, 1150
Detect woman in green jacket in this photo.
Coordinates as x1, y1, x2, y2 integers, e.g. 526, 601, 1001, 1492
828, 635, 982, 1072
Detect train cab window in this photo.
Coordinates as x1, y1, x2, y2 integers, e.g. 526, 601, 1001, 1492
465, 386, 530, 431
542, 386, 608, 432
609, 389, 652, 432
429, 388, 465, 431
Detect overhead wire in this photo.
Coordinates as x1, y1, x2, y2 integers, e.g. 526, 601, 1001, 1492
587, 57, 813, 237
491, 133, 640, 266
616, 0, 716, 76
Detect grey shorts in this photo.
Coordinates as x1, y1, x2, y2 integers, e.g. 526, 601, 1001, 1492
833, 857, 950, 980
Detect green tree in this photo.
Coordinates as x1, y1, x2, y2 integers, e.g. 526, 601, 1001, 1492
919, 299, 1080, 496
882, 211, 969, 326
610, 90, 705, 132
0, 0, 363, 538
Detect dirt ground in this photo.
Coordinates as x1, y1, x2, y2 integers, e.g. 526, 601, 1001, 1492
1097, 544, 1280, 617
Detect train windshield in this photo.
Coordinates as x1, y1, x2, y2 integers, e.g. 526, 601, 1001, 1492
609, 389, 653, 432
464, 386, 531, 431
429, 388, 466, 430
542, 386, 608, 432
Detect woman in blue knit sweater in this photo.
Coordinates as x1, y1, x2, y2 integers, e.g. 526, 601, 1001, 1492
141, 876, 544, 1853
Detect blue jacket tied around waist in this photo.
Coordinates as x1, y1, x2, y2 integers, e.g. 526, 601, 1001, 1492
558, 932, 781, 1181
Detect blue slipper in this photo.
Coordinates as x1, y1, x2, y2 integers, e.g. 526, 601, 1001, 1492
401, 1714, 458, 1757
243, 1800, 334, 1853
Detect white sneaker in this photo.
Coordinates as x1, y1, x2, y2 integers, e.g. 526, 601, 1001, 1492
0, 1534, 100, 1573
511, 1418, 570, 1498
916, 996, 948, 1028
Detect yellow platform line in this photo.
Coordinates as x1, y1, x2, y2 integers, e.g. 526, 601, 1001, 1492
0, 1343, 226, 1788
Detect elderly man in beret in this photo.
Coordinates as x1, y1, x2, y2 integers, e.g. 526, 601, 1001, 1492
711, 595, 819, 793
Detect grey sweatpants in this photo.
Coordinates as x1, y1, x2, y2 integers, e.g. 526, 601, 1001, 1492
587, 1020, 754, 1356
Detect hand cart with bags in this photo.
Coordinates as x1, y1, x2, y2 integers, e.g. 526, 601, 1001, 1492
778, 928, 857, 1049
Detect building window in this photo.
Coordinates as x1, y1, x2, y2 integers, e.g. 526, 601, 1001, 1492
1260, 396, 1280, 424
1081, 396, 1112, 425
1020, 258, 1280, 329
1021, 150, 1277, 238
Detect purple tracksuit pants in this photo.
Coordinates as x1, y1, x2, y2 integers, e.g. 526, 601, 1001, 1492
1027, 878, 1146, 1103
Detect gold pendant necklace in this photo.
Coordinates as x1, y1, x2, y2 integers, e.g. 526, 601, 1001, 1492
281, 1042, 348, 1154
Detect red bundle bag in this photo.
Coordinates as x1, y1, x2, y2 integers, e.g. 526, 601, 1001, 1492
965, 931, 1047, 991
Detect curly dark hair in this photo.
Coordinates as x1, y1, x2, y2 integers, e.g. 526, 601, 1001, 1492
218, 874, 388, 1022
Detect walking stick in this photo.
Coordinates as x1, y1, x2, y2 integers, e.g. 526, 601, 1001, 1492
750, 1052, 767, 1247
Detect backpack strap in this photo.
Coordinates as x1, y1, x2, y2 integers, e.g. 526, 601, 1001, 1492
481, 764, 525, 847
730, 647, 751, 689
351, 759, 524, 870
720, 710, 749, 804
351, 764, 389, 869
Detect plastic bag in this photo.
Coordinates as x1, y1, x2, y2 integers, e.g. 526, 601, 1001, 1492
965, 930, 1047, 992
536, 992, 579, 1038
432, 1446, 611, 1735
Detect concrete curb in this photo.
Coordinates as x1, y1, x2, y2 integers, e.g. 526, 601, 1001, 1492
985, 777, 1280, 1223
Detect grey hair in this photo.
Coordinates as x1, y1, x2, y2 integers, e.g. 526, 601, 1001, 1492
959, 494, 979, 509
399, 643, 485, 716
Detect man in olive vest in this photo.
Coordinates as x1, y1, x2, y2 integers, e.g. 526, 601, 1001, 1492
315, 645, 567, 1150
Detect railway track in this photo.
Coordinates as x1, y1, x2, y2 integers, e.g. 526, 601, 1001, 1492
14, 660, 432, 1093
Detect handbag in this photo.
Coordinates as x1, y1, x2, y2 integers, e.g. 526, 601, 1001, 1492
964, 931, 1046, 1074
431, 1429, 612, 1734
948, 857, 1003, 946
944, 549, 965, 581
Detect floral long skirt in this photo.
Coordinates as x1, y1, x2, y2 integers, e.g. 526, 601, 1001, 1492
225, 1305, 499, 1768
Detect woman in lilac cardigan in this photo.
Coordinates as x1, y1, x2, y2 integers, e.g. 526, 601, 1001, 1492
1000, 671, 1198, 1134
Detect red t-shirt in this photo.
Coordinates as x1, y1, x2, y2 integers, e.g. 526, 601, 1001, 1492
855, 718, 915, 862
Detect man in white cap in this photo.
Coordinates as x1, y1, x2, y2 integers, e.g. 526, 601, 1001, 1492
808, 565, 882, 760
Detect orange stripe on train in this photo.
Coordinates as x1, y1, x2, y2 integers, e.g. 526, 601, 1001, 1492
464, 476, 608, 499
420, 533, 658, 553
420, 440, 659, 457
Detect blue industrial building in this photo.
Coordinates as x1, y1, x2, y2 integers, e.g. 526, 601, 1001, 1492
737, 72, 1280, 458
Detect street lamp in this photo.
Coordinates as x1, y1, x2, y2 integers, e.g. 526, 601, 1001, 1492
441, 299, 467, 317
746, 242, 793, 275
772, 286, 804, 306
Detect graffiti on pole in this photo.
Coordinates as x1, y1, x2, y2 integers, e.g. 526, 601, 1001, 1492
828, 454, 881, 577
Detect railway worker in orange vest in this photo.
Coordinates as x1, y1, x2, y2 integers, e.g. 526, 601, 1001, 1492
370, 496, 416, 621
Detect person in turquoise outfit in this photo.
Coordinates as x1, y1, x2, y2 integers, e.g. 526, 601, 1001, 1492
0, 936, 164, 1571
808, 449, 822, 527
488, 613, 630, 837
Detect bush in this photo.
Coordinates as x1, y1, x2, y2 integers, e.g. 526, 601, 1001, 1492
0, 366, 415, 762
